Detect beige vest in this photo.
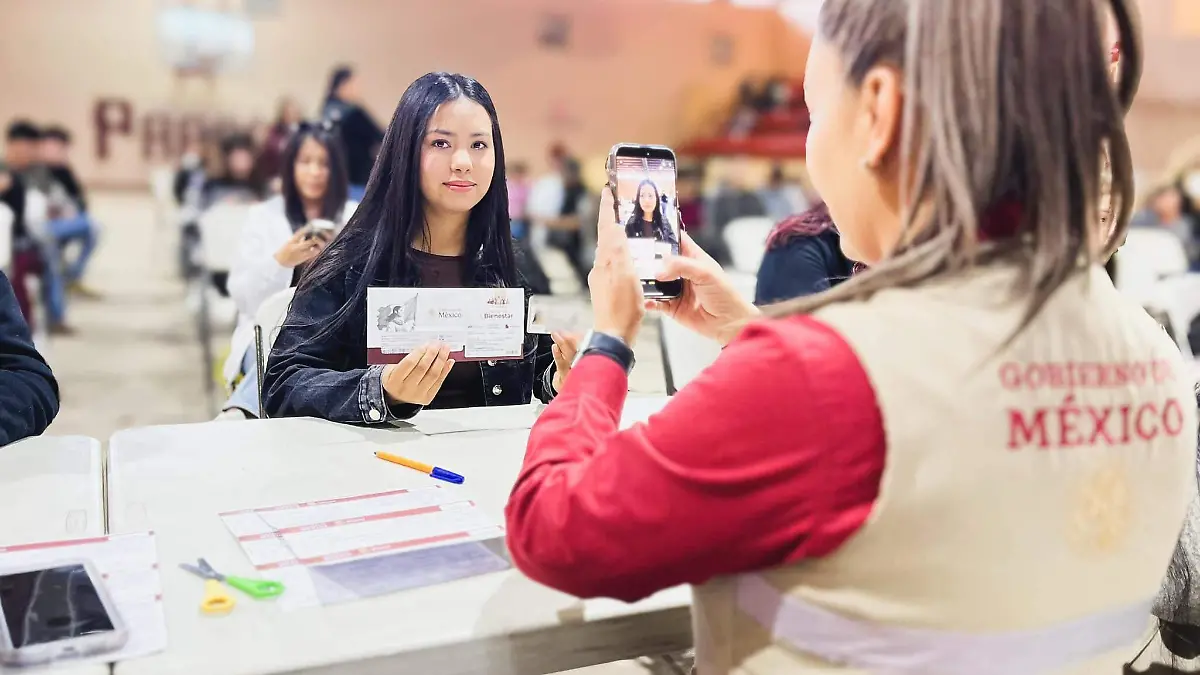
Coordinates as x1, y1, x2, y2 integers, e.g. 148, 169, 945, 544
694, 266, 1197, 675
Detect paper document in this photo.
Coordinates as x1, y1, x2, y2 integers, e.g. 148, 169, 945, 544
0, 532, 166, 670
220, 487, 509, 610
527, 295, 590, 335
367, 287, 525, 364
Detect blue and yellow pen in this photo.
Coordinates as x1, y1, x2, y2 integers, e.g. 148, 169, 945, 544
374, 451, 465, 484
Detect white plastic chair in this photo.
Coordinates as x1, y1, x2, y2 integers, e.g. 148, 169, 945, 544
196, 203, 252, 411
658, 315, 723, 395
252, 287, 296, 418
198, 202, 252, 275
722, 216, 775, 274
148, 166, 177, 230
0, 203, 13, 272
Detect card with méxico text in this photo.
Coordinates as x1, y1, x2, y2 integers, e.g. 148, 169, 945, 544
366, 287, 525, 364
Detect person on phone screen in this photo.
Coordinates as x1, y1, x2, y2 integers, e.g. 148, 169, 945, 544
219, 122, 355, 419
262, 73, 577, 422
623, 179, 678, 249
504, 2, 1195, 673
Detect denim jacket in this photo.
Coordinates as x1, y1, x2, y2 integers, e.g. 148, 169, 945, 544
262, 260, 556, 424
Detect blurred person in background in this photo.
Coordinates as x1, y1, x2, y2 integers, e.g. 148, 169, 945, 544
4, 120, 78, 335
0, 165, 38, 328
256, 97, 304, 194
759, 163, 809, 222
263, 73, 573, 421
200, 133, 266, 209
0, 270, 58, 447
701, 160, 764, 265
506, 160, 552, 295
221, 122, 354, 419
505, 1, 1196, 673
39, 125, 101, 300
507, 160, 532, 241
322, 65, 384, 202
528, 146, 590, 292
756, 202, 856, 304
1131, 182, 1198, 264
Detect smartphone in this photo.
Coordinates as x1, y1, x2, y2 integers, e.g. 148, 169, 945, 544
304, 219, 337, 241
606, 143, 684, 299
0, 561, 128, 667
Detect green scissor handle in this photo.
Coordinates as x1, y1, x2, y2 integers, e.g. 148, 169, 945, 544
223, 575, 285, 599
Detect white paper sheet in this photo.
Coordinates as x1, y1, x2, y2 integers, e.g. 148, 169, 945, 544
220, 487, 508, 610
0, 532, 166, 670
366, 287, 525, 363
527, 295, 591, 335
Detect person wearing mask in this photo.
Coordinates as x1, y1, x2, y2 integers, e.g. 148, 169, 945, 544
505, 2, 1195, 674
623, 179, 679, 249
220, 122, 355, 419
759, 164, 809, 222
755, 202, 857, 304
322, 65, 384, 201
256, 97, 304, 192
0, 270, 59, 447
263, 73, 577, 422
39, 125, 101, 299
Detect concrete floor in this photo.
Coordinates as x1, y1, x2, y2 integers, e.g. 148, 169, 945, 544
42, 190, 668, 439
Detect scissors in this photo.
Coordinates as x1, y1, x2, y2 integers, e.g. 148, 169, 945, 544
179, 558, 285, 615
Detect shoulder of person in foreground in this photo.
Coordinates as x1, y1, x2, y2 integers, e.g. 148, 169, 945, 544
0, 272, 59, 446
505, 313, 885, 602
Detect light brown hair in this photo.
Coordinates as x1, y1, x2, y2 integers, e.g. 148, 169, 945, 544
771, 0, 1142, 336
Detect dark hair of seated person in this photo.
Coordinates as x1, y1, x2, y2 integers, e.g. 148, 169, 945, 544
262, 72, 556, 423
755, 202, 858, 305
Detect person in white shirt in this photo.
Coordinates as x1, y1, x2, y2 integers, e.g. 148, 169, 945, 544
221, 121, 356, 418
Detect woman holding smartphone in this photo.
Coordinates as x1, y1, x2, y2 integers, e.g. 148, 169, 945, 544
506, 1, 1196, 673
220, 121, 356, 418
624, 179, 679, 249
263, 73, 576, 422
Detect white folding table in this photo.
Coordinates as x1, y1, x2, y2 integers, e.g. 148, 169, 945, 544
107, 404, 689, 675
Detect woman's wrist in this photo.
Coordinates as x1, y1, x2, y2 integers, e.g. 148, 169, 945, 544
716, 305, 761, 347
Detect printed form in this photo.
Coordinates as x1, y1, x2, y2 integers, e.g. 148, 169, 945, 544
220, 487, 508, 610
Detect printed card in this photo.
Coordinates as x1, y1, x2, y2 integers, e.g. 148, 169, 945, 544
366, 287, 525, 364
527, 295, 591, 335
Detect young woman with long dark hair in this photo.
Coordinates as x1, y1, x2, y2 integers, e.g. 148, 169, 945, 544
220, 122, 354, 418
263, 73, 575, 422
505, 1, 1197, 672
755, 202, 857, 304
624, 179, 678, 249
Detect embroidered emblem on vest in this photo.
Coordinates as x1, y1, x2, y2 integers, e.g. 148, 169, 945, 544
1069, 463, 1131, 553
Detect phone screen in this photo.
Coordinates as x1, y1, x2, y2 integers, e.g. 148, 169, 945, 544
613, 154, 681, 284
0, 565, 115, 648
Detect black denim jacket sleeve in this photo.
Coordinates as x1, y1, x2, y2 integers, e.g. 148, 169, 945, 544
262, 272, 420, 424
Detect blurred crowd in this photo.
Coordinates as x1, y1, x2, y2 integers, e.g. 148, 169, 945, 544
0, 120, 100, 335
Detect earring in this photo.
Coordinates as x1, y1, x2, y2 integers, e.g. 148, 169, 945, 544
859, 157, 877, 170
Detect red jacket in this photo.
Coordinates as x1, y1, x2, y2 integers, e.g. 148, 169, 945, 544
505, 315, 886, 602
